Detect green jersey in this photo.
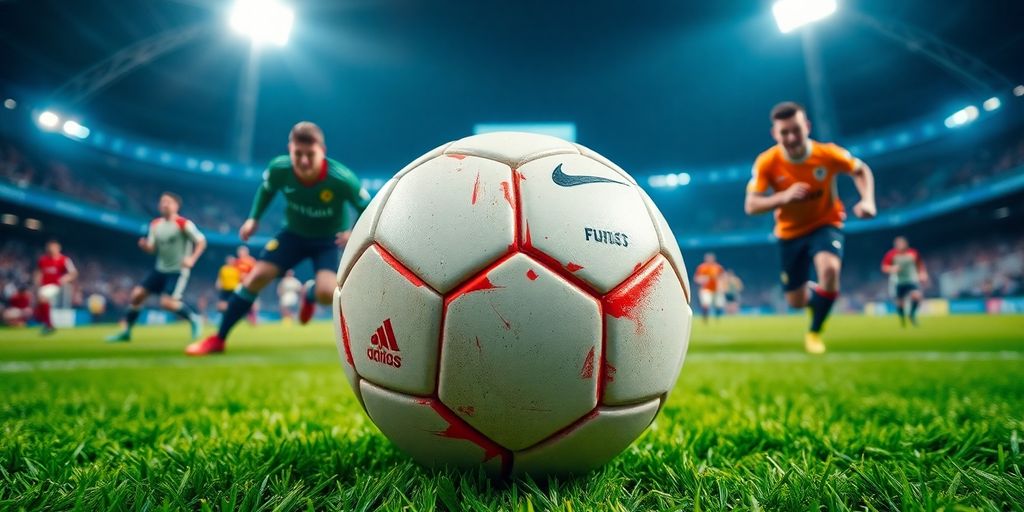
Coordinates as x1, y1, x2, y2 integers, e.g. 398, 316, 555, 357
248, 156, 370, 238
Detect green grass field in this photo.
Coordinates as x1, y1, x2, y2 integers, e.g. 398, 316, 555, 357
2, 315, 1023, 511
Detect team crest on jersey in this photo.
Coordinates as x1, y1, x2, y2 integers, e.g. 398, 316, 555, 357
319, 189, 334, 203
813, 167, 827, 181
265, 239, 279, 251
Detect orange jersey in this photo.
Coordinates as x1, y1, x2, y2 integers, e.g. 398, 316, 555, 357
235, 255, 256, 276
694, 262, 725, 292
747, 141, 862, 240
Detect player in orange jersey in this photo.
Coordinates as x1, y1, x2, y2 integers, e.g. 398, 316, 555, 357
694, 252, 726, 323
745, 102, 877, 354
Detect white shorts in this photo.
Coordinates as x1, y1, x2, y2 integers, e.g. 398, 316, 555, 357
38, 284, 62, 303
280, 292, 299, 308
699, 289, 724, 308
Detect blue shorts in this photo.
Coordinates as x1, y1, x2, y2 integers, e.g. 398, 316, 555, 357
217, 289, 235, 302
141, 270, 190, 299
893, 283, 919, 300
259, 230, 339, 274
777, 226, 844, 292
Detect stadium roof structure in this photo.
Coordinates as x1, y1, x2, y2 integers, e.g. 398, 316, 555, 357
1, 0, 1021, 174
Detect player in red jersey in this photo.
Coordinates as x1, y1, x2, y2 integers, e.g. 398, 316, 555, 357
881, 236, 929, 326
34, 240, 78, 335
694, 253, 726, 323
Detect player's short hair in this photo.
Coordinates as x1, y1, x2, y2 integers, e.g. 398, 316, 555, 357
770, 101, 806, 122
161, 191, 182, 206
290, 121, 325, 148
46, 239, 59, 246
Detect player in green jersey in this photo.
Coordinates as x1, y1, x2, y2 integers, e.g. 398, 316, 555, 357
187, 122, 370, 355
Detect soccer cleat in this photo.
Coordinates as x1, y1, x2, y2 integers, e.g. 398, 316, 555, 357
106, 330, 131, 343
185, 335, 225, 356
298, 280, 316, 325
188, 313, 203, 340
804, 332, 826, 354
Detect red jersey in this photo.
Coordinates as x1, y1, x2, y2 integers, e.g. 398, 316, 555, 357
235, 255, 256, 276
695, 262, 725, 292
9, 290, 31, 309
37, 254, 75, 286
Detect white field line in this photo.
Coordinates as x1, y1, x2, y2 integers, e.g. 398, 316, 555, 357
0, 351, 1020, 374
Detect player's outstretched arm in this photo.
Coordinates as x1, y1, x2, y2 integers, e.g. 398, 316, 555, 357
850, 163, 877, 219
242, 167, 281, 240
744, 184, 809, 215
61, 258, 78, 284
182, 221, 207, 269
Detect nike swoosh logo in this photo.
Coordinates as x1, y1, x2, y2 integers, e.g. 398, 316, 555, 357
551, 163, 627, 187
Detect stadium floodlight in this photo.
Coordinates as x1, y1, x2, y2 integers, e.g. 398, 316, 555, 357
982, 97, 1001, 112
3, 98, 15, 110
62, 120, 91, 139
230, 0, 294, 46
944, 105, 979, 128
1014, 85, 1024, 97
37, 111, 60, 130
773, 0, 838, 33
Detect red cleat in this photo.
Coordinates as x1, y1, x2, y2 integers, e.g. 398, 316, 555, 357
298, 280, 316, 325
185, 335, 225, 356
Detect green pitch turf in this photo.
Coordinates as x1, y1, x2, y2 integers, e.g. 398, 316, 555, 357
2, 315, 1023, 511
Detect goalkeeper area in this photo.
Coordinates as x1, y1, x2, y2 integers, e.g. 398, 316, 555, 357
2, 315, 1022, 510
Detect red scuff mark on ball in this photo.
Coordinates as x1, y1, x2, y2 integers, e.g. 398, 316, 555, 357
604, 361, 617, 383
580, 347, 595, 379
566, 262, 584, 273
457, 405, 476, 417
500, 181, 514, 209
471, 172, 481, 205
460, 274, 502, 296
526, 269, 538, 281
447, 154, 466, 160
523, 223, 533, 248
490, 303, 512, 331
604, 259, 664, 335
339, 309, 355, 367
633, 262, 644, 273
375, 244, 427, 288
416, 399, 507, 465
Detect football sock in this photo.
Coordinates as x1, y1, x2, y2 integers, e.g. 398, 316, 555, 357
896, 304, 906, 325
174, 302, 197, 321
305, 281, 316, 303
910, 299, 920, 322
125, 306, 142, 331
218, 287, 257, 341
36, 302, 53, 328
808, 286, 838, 334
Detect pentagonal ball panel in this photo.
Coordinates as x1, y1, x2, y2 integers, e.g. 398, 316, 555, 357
603, 255, 691, 405
512, 398, 660, 476
518, 154, 660, 294
361, 381, 506, 474
338, 178, 397, 287
638, 187, 690, 301
339, 244, 442, 396
333, 287, 362, 405
376, 155, 515, 293
439, 253, 600, 451
445, 131, 579, 169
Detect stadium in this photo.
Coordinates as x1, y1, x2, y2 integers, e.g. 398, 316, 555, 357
1, 0, 1022, 509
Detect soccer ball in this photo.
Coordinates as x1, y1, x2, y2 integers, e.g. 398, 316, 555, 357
334, 132, 692, 477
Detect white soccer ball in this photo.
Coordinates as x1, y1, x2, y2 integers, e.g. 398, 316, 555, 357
334, 132, 692, 477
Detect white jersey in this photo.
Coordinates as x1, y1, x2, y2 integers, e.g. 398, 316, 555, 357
147, 216, 205, 273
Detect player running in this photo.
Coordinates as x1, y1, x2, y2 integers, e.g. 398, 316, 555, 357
34, 240, 78, 335
107, 192, 207, 342
745, 102, 876, 354
723, 269, 744, 315
277, 269, 303, 324
186, 121, 370, 355
881, 236, 928, 327
215, 255, 241, 313
694, 252, 725, 323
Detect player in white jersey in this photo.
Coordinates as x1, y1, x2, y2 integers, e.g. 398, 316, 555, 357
277, 269, 303, 324
107, 192, 207, 342
881, 236, 928, 326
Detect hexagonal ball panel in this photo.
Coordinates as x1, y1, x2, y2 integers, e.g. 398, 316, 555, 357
602, 255, 691, 405
337, 177, 397, 288
339, 244, 442, 396
439, 253, 601, 451
445, 131, 579, 169
361, 381, 506, 474
512, 398, 660, 476
638, 187, 690, 301
333, 287, 362, 405
519, 153, 660, 294
375, 155, 515, 294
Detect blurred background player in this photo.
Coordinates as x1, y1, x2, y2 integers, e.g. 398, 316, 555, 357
34, 239, 77, 335
694, 252, 725, 323
745, 101, 877, 354
107, 193, 207, 343
881, 236, 929, 326
723, 269, 744, 315
3, 284, 33, 327
277, 269, 302, 324
186, 122, 370, 356
234, 246, 259, 325
215, 255, 240, 313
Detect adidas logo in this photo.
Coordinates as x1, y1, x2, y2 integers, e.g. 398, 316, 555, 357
367, 318, 402, 368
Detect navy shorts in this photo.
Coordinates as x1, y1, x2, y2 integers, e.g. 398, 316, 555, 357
777, 226, 844, 292
259, 230, 339, 273
893, 283, 919, 300
217, 289, 235, 302
141, 270, 189, 299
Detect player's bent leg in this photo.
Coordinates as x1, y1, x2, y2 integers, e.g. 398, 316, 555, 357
161, 295, 203, 340
909, 289, 923, 326
785, 289, 809, 309
108, 286, 149, 342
